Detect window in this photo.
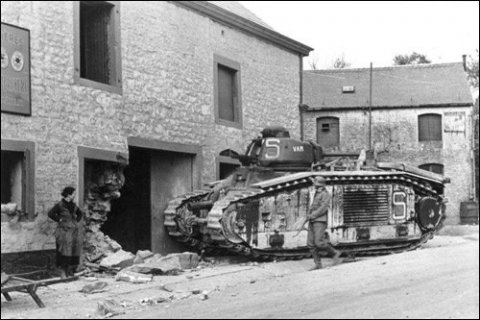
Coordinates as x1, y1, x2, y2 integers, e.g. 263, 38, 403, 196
216, 155, 241, 180
1, 140, 35, 219
418, 114, 442, 142
214, 55, 242, 128
74, 1, 122, 93
317, 117, 339, 148
419, 163, 444, 175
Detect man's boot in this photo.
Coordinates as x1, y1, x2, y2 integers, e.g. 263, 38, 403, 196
331, 251, 343, 266
309, 263, 323, 271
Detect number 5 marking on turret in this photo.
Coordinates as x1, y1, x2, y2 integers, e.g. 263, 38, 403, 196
265, 138, 280, 159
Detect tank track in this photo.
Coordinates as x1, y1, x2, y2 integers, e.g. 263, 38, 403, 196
165, 172, 441, 261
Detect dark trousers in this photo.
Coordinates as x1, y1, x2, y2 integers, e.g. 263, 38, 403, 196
307, 221, 339, 266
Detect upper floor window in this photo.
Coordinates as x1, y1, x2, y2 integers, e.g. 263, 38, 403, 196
214, 54, 242, 128
317, 116, 339, 148
74, 1, 122, 94
418, 114, 442, 142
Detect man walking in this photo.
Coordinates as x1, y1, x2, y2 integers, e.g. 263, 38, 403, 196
307, 176, 342, 270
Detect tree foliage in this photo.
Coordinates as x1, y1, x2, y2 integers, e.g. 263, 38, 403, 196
333, 54, 351, 69
393, 52, 431, 65
466, 49, 479, 89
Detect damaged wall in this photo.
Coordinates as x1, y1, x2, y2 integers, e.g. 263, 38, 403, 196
303, 107, 475, 224
1, 1, 304, 258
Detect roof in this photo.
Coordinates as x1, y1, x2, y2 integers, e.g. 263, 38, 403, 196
172, 1, 313, 56
303, 62, 474, 109
207, 1, 273, 30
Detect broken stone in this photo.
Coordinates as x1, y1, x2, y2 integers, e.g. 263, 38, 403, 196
200, 291, 209, 300
100, 250, 135, 269
133, 256, 144, 265
136, 250, 154, 260
96, 299, 125, 316
116, 270, 153, 283
80, 281, 108, 294
1, 203, 18, 215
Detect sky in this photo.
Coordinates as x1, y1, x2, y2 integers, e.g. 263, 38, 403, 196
239, 1, 479, 70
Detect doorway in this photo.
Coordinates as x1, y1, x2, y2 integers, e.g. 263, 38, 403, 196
104, 142, 199, 255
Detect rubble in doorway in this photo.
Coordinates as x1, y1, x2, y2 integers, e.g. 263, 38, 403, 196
82, 161, 126, 263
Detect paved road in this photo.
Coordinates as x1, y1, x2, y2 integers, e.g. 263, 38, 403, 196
123, 235, 479, 319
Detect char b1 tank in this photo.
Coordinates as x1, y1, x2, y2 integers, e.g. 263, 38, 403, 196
164, 126, 449, 260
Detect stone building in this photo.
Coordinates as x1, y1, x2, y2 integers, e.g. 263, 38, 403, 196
1, 1, 312, 270
302, 62, 475, 224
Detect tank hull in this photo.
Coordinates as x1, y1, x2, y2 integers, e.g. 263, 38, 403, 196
164, 167, 445, 260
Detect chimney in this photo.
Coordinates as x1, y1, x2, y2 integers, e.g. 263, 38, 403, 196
462, 54, 467, 71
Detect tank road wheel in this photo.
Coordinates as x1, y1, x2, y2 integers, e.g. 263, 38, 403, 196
417, 197, 442, 231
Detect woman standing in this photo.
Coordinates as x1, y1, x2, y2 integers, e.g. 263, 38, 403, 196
48, 186, 84, 278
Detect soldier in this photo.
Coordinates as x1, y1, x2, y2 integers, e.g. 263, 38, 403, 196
307, 176, 342, 270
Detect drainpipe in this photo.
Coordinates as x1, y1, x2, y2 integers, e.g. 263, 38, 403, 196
299, 54, 304, 140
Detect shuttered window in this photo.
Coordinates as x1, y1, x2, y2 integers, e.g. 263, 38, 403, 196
214, 55, 242, 128
418, 114, 442, 141
74, 1, 121, 94
317, 117, 340, 148
218, 65, 236, 122
80, 1, 113, 85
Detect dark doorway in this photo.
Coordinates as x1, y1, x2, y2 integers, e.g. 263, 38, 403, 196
102, 147, 151, 253
104, 145, 195, 255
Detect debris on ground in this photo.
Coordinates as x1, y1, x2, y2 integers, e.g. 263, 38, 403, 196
100, 250, 135, 269
115, 270, 153, 284
79, 281, 109, 294
125, 252, 199, 275
96, 299, 125, 317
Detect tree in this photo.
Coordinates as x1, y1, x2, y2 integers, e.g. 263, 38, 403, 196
466, 49, 479, 89
393, 52, 431, 65
332, 54, 351, 69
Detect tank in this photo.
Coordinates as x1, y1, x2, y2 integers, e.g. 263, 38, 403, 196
164, 126, 449, 260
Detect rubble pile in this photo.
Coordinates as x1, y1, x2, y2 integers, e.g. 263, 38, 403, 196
82, 162, 126, 263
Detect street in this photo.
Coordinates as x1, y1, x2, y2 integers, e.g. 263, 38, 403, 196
1, 227, 478, 319
121, 229, 479, 319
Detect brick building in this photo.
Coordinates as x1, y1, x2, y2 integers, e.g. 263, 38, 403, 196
1, 1, 312, 268
302, 62, 475, 224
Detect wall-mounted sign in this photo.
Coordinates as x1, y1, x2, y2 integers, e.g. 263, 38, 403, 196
1, 22, 31, 116
444, 111, 466, 133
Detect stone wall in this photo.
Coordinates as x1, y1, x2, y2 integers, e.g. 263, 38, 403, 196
1, 1, 302, 253
303, 107, 475, 224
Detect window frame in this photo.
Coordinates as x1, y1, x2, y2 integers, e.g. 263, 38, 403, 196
1, 139, 35, 220
214, 54, 242, 129
73, 1, 122, 94
216, 155, 241, 180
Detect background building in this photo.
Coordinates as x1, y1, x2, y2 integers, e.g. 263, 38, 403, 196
302, 62, 475, 224
1, 1, 312, 270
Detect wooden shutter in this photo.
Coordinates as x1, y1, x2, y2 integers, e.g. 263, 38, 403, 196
80, 2, 113, 85
418, 114, 442, 141
317, 117, 340, 148
218, 65, 236, 122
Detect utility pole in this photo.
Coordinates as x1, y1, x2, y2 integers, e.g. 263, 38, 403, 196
368, 62, 373, 151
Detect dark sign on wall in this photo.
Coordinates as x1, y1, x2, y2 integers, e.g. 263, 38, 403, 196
1, 22, 31, 116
